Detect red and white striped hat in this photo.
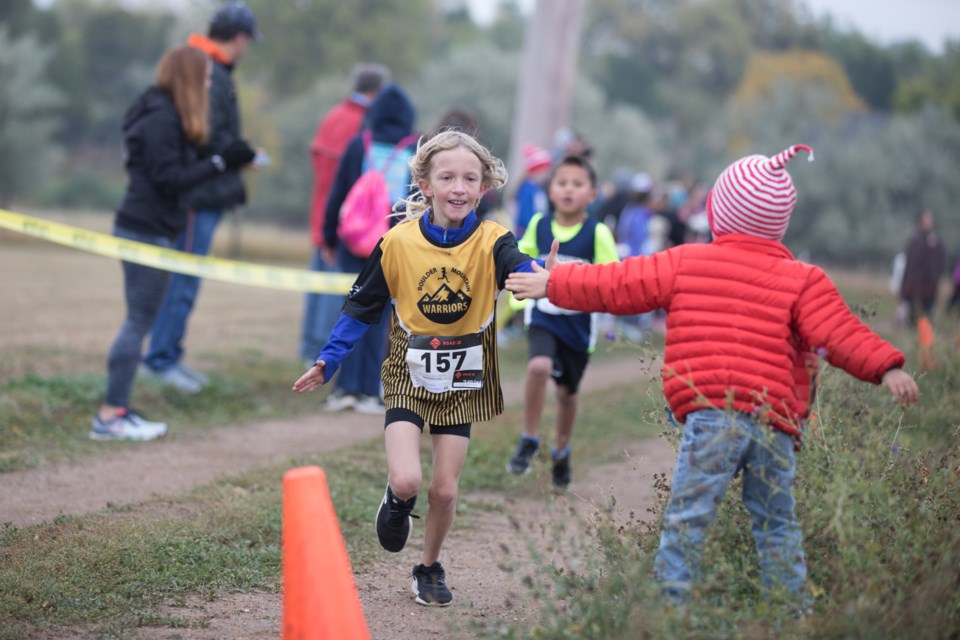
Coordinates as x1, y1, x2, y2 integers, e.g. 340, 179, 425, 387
707, 144, 814, 240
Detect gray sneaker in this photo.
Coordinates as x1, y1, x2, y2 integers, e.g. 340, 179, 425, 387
90, 412, 167, 441
322, 390, 358, 412
174, 362, 208, 385
139, 364, 202, 394
354, 395, 386, 415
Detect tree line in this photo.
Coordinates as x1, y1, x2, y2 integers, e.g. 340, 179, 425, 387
2, 0, 958, 266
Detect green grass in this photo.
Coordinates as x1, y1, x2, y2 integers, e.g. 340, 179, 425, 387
0, 333, 636, 473
0, 373, 663, 638
483, 342, 960, 640
0, 352, 313, 472
5, 294, 956, 638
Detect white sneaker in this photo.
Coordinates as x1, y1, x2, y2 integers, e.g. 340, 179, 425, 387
322, 390, 358, 412
126, 410, 169, 438
354, 395, 386, 415
175, 363, 208, 385
140, 364, 202, 394
90, 412, 167, 441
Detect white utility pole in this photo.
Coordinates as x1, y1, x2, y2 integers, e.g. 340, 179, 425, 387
506, 0, 587, 210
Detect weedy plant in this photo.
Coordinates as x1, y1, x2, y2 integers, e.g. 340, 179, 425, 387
481, 337, 959, 639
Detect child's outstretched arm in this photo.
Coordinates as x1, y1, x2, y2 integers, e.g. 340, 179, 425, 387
881, 368, 920, 405
506, 262, 550, 300
292, 361, 326, 393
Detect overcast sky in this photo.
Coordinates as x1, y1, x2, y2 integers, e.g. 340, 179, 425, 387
466, 0, 959, 53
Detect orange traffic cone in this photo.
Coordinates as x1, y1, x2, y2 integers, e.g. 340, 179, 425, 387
282, 466, 370, 640
917, 316, 935, 371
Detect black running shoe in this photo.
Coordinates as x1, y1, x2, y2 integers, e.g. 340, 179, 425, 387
412, 562, 453, 606
375, 485, 417, 552
552, 453, 571, 488
506, 437, 539, 474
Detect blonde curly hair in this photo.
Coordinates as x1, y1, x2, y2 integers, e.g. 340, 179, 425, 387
394, 130, 508, 222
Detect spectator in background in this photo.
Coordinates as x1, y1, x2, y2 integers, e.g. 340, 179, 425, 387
427, 108, 499, 218
93, 45, 254, 441
141, 1, 260, 393
615, 172, 656, 341
899, 209, 947, 325
318, 83, 418, 414
515, 144, 552, 236
428, 107, 479, 139
594, 167, 633, 231
299, 63, 389, 365
948, 252, 960, 315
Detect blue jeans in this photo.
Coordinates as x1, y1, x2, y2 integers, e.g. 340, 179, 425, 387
143, 209, 222, 372
299, 247, 345, 362
335, 248, 389, 398
655, 409, 806, 600
105, 225, 174, 407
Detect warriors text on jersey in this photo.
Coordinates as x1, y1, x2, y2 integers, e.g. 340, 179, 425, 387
340, 212, 532, 426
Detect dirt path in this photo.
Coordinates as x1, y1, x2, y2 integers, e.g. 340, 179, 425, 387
4, 357, 675, 640
2, 232, 676, 639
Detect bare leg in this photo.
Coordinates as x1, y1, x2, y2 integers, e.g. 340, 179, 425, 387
421, 433, 470, 566
384, 421, 423, 500
523, 355, 552, 438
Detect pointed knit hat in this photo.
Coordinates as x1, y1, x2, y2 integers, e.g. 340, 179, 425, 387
707, 144, 814, 240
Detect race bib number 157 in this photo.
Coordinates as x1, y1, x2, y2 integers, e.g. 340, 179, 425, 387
406, 334, 483, 393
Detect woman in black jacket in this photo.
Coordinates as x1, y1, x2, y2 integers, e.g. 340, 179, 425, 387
92, 44, 254, 441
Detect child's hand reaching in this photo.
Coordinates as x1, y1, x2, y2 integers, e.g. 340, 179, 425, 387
506, 239, 559, 301
544, 238, 560, 271
881, 368, 919, 405
292, 361, 326, 393
506, 264, 549, 300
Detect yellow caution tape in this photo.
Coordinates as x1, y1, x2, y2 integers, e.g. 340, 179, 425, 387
0, 208, 355, 294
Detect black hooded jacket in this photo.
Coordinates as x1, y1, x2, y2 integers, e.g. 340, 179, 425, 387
322, 84, 417, 251
114, 86, 220, 239
184, 59, 247, 211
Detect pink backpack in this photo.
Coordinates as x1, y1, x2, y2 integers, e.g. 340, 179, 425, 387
338, 131, 417, 257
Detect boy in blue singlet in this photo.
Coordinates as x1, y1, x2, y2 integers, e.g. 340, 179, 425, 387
506, 155, 620, 488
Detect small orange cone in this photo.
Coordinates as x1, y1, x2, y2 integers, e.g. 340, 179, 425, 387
282, 466, 370, 640
917, 316, 935, 371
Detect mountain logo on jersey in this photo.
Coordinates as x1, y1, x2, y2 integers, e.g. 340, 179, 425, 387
418, 283, 472, 324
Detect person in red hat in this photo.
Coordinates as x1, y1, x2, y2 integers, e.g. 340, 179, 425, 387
506, 144, 920, 609
514, 144, 553, 237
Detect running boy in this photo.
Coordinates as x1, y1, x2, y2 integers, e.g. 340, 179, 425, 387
292, 131, 557, 607
506, 144, 920, 604
506, 155, 619, 488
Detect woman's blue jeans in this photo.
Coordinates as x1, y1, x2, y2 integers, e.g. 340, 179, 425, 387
655, 409, 807, 601
143, 209, 221, 372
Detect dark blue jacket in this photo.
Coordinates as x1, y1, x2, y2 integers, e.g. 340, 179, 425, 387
323, 84, 417, 252
114, 87, 220, 239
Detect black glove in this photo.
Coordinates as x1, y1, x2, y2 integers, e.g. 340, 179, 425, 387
221, 139, 256, 170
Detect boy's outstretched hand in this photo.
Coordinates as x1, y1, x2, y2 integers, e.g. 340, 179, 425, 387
292, 362, 326, 393
544, 238, 560, 271
881, 368, 920, 405
507, 239, 559, 301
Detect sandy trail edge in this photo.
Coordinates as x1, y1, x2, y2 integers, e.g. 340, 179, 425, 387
0, 357, 656, 528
